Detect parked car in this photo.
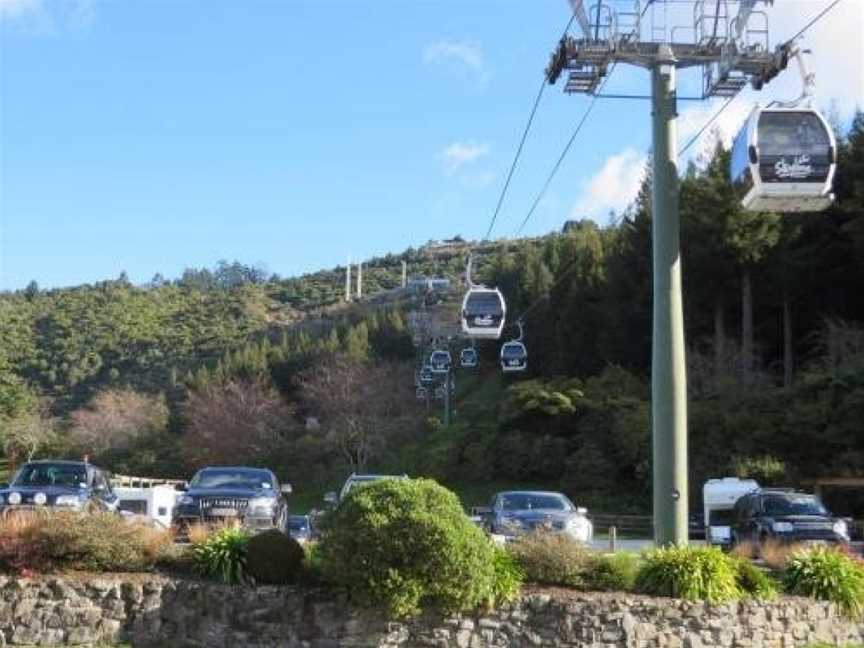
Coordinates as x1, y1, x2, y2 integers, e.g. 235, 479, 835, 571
703, 477, 760, 545
731, 488, 850, 548
173, 466, 291, 535
323, 473, 409, 507
287, 514, 314, 544
480, 490, 593, 544
0, 460, 119, 513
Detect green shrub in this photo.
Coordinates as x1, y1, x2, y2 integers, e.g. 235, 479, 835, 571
317, 478, 521, 617
192, 527, 250, 584
508, 532, 591, 588
585, 552, 640, 592
245, 530, 305, 585
732, 557, 778, 600
0, 511, 171, 573
783, 547, 864, 619
489, 547, 524, 604
635, 545, 740, 603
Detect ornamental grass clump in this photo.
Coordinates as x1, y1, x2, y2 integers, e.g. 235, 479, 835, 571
732, 556, 779, 600
782, 546, 864, 619
191, 526, 250, 585
317, 478, 521, 617
0, 511, 172, 574
635, 545, 741, 603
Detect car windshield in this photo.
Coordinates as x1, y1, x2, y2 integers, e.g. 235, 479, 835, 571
289, 517, 309, 531
190, 469, 271, 490
763, 495, 827, 517
12, 464, 87, 488
499, 493, 571, 511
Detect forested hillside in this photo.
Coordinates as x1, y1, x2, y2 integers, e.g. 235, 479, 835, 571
1, 112, 863, 515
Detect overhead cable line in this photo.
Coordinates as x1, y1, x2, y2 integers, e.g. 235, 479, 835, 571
481, 12, 577, 242
677, 0, 843, 157
513, 63, 618, 238
512, 1, 656, 238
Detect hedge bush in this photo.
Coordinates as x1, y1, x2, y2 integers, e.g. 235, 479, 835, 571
508, 532, 591, 588
635, 545, 740, 603
732, 557, 778, 600
0, 511, 171, 574
245, 529, 305, 585
317, 478, 521, 617
585, 552, 641, 592
783, 547, 864, 618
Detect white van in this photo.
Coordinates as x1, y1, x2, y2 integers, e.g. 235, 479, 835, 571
703, 477, 759, 545
114, 485, 178, 528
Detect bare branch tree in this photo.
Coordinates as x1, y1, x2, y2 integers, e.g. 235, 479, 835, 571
298, 354, 413, 473
2, 410, 57, 466
181, 378, 294, 467
69, 389, 169, 455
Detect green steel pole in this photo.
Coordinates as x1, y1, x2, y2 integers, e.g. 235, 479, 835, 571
651, 45, 689, 546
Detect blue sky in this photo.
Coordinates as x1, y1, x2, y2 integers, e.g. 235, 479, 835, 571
1, 0, 861, 290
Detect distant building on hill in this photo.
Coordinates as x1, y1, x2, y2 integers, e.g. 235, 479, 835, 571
422, 237, 470, 257
406, 276, 451, 293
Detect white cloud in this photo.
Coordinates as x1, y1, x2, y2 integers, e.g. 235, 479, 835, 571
0, 0, 41, 18
424, 40, 485, 77
440, 141, 489, 173
572, 148, 647, 220
0, 0, 95, 32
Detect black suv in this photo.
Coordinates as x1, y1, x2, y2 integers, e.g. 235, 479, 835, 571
173, 466, 291, 534
0, 460, 118, 513
731, 488, 850, 548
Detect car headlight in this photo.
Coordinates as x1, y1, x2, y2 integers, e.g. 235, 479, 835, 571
33, 492, 47, 505
178, 495, 195, 506
7, 492, 22, 505
566, 517, 592, 538
772, 521, 794, 533
248, 497, 276, 516
55, 494, 82, 507
833, 520, 849, 539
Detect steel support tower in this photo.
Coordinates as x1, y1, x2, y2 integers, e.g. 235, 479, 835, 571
546, 0, 791, 545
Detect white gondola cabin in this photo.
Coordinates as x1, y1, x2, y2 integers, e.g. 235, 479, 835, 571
459, 347, 478, 368
419, 366, 435, 385
461, 288, 506, 339
731, 105, 836, 213
429, 350, 452, 374
500, 341, 527, 373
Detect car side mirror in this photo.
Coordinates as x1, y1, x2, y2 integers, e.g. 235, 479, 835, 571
175, 482, 188, 492
280, 483, 293, 495
324, 492, 338, 505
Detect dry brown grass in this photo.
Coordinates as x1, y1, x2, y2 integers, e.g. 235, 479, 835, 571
0, 510, 174, 574
186, 519, 242, 545
731, 538, 810, 570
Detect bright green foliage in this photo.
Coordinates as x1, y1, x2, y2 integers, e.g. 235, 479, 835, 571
635, 545, 741, 604
732, 557, 779, 600
192, 527, 250, 585
317, 478, 520, 617
245, 530, 305, 585
500, 379, 583, 422
585, 552, 641, 592
782, 547, 864, 619
508, 533, 592, 588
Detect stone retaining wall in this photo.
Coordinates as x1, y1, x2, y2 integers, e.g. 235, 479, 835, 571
0, 576, 862, 647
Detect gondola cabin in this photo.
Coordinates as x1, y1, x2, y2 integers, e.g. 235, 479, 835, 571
730, 106, 836, 213
416, 387, 428, 400
419, 366, 435, 385
500, 341, 527, 373
429, 350, 452, 374
459, 347, 478, 368
461, 288, 506, 339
